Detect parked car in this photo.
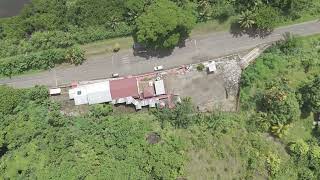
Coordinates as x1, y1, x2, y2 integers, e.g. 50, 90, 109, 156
154, 65, 164, 71
111, 73, 119, 78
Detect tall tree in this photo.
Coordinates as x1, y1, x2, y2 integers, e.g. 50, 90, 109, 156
134, 0, 196, 49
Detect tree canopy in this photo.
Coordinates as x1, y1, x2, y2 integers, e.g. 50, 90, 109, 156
134, 0, 196, 49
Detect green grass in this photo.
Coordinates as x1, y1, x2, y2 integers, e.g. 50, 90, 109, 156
81, 37, 134, 57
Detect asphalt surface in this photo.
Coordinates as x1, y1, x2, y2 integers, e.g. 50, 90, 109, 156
1, 20, 320, 88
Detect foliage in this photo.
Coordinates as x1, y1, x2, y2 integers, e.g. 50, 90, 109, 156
65, 46, 86, 65
288, 139, 310, 157
253, 5, 280, 30
0, 86, 22, 115
238, 10, 255, 29
196, 63, 205, 71
266, 153, 281, 177
113, 43, 121, 52
270, 123, 290, 138
134, 0, 196, 49
299, 75, 320, 113
0, 87, 186, 179
278, 32, 301, 55
27, 85, 49, 103
0, 47, 86, 77
153, 97, 196, 128
257, 81, 300, 125
89, 104, 113, 118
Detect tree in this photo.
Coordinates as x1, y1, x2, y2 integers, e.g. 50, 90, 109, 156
134, 0, 196, 49
288, 139, 310, 157
253, 5, 280, 30
65, 46, 86, 65
258, 81, 300, 125
299, 75, 320, 113
238, 10, 255, 29
0, 86, 22, 115
89, 104, 113, 118
270, 123, 290, 138
266, 153, 281, 177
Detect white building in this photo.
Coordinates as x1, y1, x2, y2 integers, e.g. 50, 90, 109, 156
69, 81, 112, 105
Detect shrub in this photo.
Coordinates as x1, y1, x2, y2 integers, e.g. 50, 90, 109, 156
65, 46, 86, 65
27, 85, 49, 103
113, 43, 121, 52
288, 139, 310, 157
89, 104, 113, 118
0, 86, 22, 115
253, 5, 280, 30
257, 81, 300, 125
0, 46, 86, 76
196, 63, 205, 71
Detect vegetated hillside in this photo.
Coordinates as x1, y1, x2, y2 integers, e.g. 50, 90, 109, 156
0, 35, 320, 179
0, 0, 320, 76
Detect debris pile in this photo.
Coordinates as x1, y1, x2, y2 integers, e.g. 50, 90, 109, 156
219, 60, 242, 96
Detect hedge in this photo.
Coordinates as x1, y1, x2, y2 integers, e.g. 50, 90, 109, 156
0, 46, 85, 77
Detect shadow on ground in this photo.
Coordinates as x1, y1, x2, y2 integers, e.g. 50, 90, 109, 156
229, 22, 273, 38
132, 38, 188, 59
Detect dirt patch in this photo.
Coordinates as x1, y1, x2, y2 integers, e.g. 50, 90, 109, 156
146, 132, 161, 144
165, 60, 240, 112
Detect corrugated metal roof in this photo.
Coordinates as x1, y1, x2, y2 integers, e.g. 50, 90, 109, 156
110, 78, 139, 99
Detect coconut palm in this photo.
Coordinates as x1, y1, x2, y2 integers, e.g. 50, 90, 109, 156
238, 10, 255, 29
270, 123, 290, 138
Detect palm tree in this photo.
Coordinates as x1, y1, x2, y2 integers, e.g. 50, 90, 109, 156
238, 10, 255, 29
270, 123, 290, 138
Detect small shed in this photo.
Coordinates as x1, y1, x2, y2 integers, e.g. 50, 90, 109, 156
207, 61, 217, 73
49, 88, 61, 95
154, 80, 166, 96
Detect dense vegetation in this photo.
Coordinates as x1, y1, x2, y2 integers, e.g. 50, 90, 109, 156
0, 0, 319, 76
0, 34, 319, 179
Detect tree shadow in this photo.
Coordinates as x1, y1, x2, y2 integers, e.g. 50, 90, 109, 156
132, 37, 187, 59
229, 21, 273, 38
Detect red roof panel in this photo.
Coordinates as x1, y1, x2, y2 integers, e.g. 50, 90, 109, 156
110, 78, 139, 99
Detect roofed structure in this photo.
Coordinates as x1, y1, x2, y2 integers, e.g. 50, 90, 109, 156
110, 78, 139, 99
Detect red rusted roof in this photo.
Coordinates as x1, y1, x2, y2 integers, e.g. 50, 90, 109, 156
143, 85, 155, 98
110, 78, 139, 99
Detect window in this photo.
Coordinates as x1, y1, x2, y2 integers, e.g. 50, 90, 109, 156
77, 91, 81, 95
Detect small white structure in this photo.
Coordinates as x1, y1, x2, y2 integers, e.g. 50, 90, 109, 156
49, 88, 61, 95
207, 61, 217, 73
154, 80, 165, 95
69, 81, 112, 105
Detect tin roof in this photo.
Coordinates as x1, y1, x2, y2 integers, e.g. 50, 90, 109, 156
110, 78, 139, 99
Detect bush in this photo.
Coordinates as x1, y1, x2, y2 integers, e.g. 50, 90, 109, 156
288, 139, 310, 157
196, 63, 205, 71
0, 47, 86, 76
0, 86, 22, 115
113, 43, 121, 52
89, 104, 113, 118
257, 81, 300, 125
27, 86, 49, 103
253, 5, 280, 30
65, 46, 86, 65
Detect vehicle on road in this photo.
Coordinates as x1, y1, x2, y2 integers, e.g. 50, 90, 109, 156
154, 65, 164, 71
112, 73, 119, 78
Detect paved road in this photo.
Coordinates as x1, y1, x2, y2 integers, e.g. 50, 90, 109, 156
1, 20, 320, 88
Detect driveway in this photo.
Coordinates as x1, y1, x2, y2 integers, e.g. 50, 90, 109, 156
1, 20, 320, 88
